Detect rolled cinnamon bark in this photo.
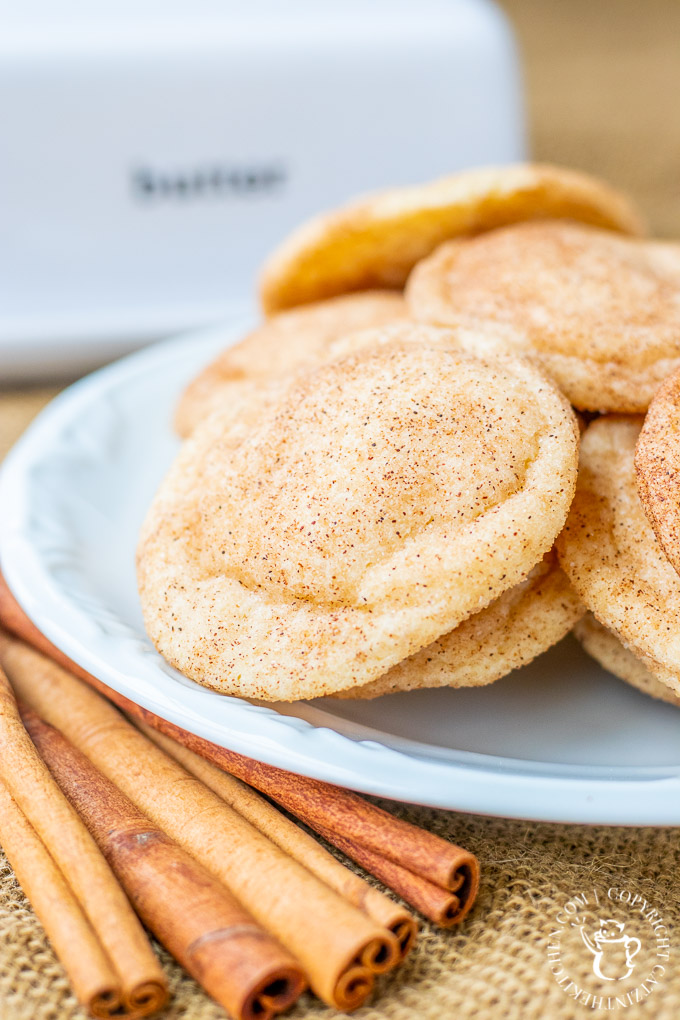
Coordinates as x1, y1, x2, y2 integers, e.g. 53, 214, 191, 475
314, 826, 476, 927
0, 781, 123, 1018
0, 576, 480, 908
189, 750, 478, 895
21, 707, 306, 1020
0, 663, 166, 1016
0, 635, 399, 1011
139, 723, 418, 958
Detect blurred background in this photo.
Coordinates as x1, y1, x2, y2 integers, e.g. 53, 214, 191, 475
502, 0, 680, 236
2, 0, 679, 448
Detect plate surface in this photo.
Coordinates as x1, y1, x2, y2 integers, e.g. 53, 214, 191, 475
1, 322, 680, 824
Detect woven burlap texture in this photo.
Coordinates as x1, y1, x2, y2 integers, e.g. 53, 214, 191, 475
1, 804, 679, 1020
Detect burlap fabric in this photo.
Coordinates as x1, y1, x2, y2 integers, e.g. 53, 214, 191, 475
2, 803, 679, 1020
501, 0, 680, 240
3, 4, 680, 1011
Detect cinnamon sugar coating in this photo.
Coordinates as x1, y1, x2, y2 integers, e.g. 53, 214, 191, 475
575, 614, 680, 707
407, 221, 680, 412
635, 366, 680, 576
175, 291, 406, 437
338, 553, 584, 699
139, 326, 578, 701
557, 416, 680, 700
260, 163, 645, 314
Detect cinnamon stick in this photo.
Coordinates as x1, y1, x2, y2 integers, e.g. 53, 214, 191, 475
0, 781, 122, 1018
314, 826, 474, 927
139, 723, 418, 958
0, 662, 167, 1017
1, 635, 399, 1012
0, 572, 480, 918
21, 706, 306, 1020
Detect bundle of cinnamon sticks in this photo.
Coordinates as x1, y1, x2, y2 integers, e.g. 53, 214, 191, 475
0, 574, 480, 1019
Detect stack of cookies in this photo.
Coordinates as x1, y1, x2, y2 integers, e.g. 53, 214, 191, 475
137, 163, 680, 706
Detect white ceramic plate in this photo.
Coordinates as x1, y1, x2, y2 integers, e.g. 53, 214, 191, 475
2, 322, 680, 825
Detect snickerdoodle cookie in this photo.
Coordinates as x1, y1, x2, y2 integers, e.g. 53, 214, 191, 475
407, 221, 680, 412
338, 553, 584, 699
557, 416, 680, 700
139, 326, 578, 701
175, 291, 406, 437
635, 366, 680, 577
260, 164, 644, 314
575, 614, 680, 707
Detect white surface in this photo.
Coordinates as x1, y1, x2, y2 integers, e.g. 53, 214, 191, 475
0, 0, 524, 378
1, 322, 679, 825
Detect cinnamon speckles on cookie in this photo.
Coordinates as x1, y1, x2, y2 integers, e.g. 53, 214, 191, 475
635, 366, 680, 577
138, 326, 578, 701
175, 291, 406, 437
141, 163, 680, 705
337, 553, 584, 699
259, 163, 645, 314
575, 614, 680, 707
557, 416, 680, 700
407, 221, 680, 412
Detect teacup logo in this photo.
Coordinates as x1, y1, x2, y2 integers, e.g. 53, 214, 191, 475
546, 886, 669, 1010
579, 918, 640, 981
